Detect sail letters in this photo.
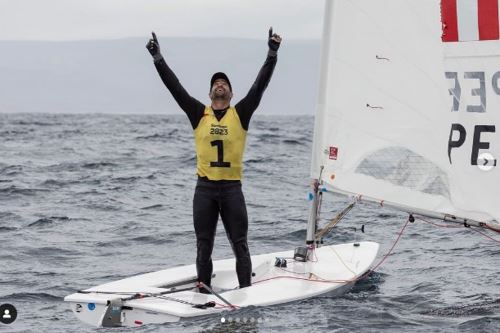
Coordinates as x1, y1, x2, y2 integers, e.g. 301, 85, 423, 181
446, 70, 498, 166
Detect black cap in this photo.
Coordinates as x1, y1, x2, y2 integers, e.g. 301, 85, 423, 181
210, 72, 232, 92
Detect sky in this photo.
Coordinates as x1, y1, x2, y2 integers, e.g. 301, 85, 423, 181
0, 0, 325, 41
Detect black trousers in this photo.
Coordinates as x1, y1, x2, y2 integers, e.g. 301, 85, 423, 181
193, 178, 252, 288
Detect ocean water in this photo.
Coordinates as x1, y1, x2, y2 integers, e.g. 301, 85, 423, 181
0, 113, 499, 333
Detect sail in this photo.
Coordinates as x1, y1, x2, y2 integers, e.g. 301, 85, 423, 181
312, 0, 500, 224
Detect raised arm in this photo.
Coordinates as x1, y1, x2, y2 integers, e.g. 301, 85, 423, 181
235, 28, 281, 130
146, 32, 205, 129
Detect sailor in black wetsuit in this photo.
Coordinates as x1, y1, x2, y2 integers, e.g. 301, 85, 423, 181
146, 29, 281, 291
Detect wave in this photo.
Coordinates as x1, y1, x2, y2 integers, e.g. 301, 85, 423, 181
141, 204, 163, 210
349, 271, 384, 295
422, 299, 500, 317
11, 119, 62, 126
23, 246, 81, 258
111, 176, 140, 183
0, 165, 25, 176
282, 139, 304, 145
82, 162, 117, 169
27, 216, 71, 228
245, 158, 267, 164
0, 292, 61, 302
40, 179, 68, 187
135, 130, 179, 140
0, 185, 49, 196
0, 130, 32, 137
96, 237, 174, 248
257, 134, 281, 140
45, 161, 117, 172
458, 316, 500, 331
129, 235, 167, 245
0, 226, 17, 232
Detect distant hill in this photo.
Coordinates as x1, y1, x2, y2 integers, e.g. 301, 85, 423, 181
0, 38, 320, 114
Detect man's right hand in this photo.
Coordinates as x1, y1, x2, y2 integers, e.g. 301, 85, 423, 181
146, 32, 162, 60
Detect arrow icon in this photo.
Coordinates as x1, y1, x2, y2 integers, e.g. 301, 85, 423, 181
478, 153, 496, 171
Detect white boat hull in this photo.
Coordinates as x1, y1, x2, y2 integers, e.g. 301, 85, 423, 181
64, 241, 379, 327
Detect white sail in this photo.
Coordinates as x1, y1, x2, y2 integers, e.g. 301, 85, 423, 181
312, 0, 500, 224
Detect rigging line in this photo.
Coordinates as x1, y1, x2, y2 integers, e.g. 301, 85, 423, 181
213, 302, 234, 309
360, 216, 411, 280
76, 285, 196, 301
327, 246, 357, 276
252, 217, 413, 287
155, 295, 217, 310
198, 282, 237, 309
484, 224, 500, 234
468, 227, 500, 244
252, 218, 408, 285
252, 275, 352, 285
155, 295, 196, 306
417, 216, 500, 242
416, 216, 463, 228
77, 291, 139, 295
277, 267, 312, 276
315, 202, 356, 241
253, 218, 412, 286
155, 295, 189, 304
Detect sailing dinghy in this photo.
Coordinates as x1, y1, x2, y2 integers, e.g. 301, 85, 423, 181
65, 0, 500, 327
64, 242, 378, 327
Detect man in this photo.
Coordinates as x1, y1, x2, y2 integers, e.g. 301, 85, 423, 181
146, 28, 281, 292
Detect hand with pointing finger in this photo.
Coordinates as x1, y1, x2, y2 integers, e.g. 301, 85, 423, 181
146, 32, 163, 61
268, 27, 282, 54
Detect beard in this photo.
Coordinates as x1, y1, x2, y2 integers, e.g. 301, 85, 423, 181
211, 88, 231, 101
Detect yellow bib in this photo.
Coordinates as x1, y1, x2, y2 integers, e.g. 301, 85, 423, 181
194, 106, 247, 180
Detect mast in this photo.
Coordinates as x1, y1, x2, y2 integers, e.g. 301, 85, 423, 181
310, 0, 334, 176
307, 0, 334, 245
306, 179, 320, 245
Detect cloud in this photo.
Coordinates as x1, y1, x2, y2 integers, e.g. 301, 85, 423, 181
0, 0, 324, 41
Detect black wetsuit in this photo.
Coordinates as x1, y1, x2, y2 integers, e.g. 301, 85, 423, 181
153, 53, 277, 288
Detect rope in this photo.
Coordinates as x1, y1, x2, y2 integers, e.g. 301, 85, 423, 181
416, 216, 462, 228
77, 285, 196, 301
469, 227, 500, 243
155, 295, 196, 306
197, 282, 238, 309
327, 246, 357, 276
484, 224, 500, 234
252, 217, 412, 286
314, 202, 356, 241
253, 274, 353, 285
416, 216, 500, 243
360, 217, 410, 279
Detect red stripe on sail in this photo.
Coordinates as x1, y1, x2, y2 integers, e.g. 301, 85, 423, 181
478, 0, 499, 40
441, 0, 459, 42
